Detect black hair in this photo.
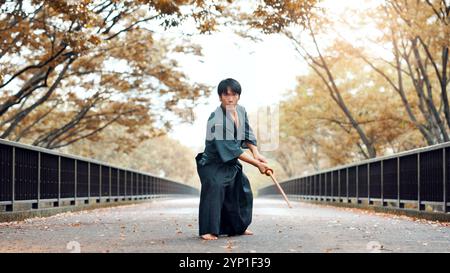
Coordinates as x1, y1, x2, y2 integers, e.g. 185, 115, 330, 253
217, 78, 242, 97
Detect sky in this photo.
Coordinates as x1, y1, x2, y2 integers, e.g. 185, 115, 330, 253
165, 29, 307, 153
162, 0, 381, 153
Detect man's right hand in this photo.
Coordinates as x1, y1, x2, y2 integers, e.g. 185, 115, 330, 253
257, 162, 271, 175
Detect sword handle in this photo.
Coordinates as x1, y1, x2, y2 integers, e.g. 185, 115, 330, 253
264, 168, 274, 176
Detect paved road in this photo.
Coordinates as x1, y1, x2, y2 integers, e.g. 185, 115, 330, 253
0, 197, 449, 253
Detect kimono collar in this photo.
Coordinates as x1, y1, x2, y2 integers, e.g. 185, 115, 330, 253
219, 104, 241, 124
220, 104, 239, 115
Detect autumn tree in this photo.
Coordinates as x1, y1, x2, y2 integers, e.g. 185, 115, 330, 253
234, 0, 447, 173
339, 0, 450, 145
276, 57, 426, 174
0, 0, 241, 150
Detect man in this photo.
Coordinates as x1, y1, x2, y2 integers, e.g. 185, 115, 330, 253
195, 78, 271, 240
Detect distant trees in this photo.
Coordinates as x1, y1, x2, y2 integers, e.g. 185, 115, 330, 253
0, 0, 228, 149
245, 0, 449, 174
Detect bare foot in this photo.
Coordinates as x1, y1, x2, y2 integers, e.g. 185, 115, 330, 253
201, 234, 218, 240
243, 229, 254, 235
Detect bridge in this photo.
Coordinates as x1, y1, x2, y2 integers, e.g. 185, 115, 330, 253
1, 139, 450, 253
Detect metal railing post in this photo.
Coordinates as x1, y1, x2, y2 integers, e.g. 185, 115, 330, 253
443, 148, 447, 213
37, 152, 41, 206
331, 171, 333, 201
397, 157, 401, 208
318, 175, 321, 200
418, 153, 421, 210
99, 165, 102, 200
109, 167, 112, 200
12, 147, 15, 211
74, 160, 77, 204
346, 168, 349, 202
338, 169, 340, 200
58, 156, 61, 206
381, 160, 384, 206
368, 163, 371, 204
356, 166, 359, 204
88, 162, 91, 202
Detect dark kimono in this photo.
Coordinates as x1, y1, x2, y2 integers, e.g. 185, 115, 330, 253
195, 104, 257, 236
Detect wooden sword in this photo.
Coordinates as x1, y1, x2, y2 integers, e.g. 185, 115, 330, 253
264, 168, 292, 208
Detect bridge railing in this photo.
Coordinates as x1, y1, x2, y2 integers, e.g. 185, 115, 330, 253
0, 139, 199, 212
259, 141, 450, 213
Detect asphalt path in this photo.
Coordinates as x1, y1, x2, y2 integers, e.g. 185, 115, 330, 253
0, 197, 449, 253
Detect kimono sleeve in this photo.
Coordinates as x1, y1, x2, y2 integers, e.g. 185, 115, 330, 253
215, 139, 244, 163
213, 123, 244, 163
241, 110, 257, 149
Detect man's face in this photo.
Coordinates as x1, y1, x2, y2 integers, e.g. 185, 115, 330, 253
220, 88, 240, 108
